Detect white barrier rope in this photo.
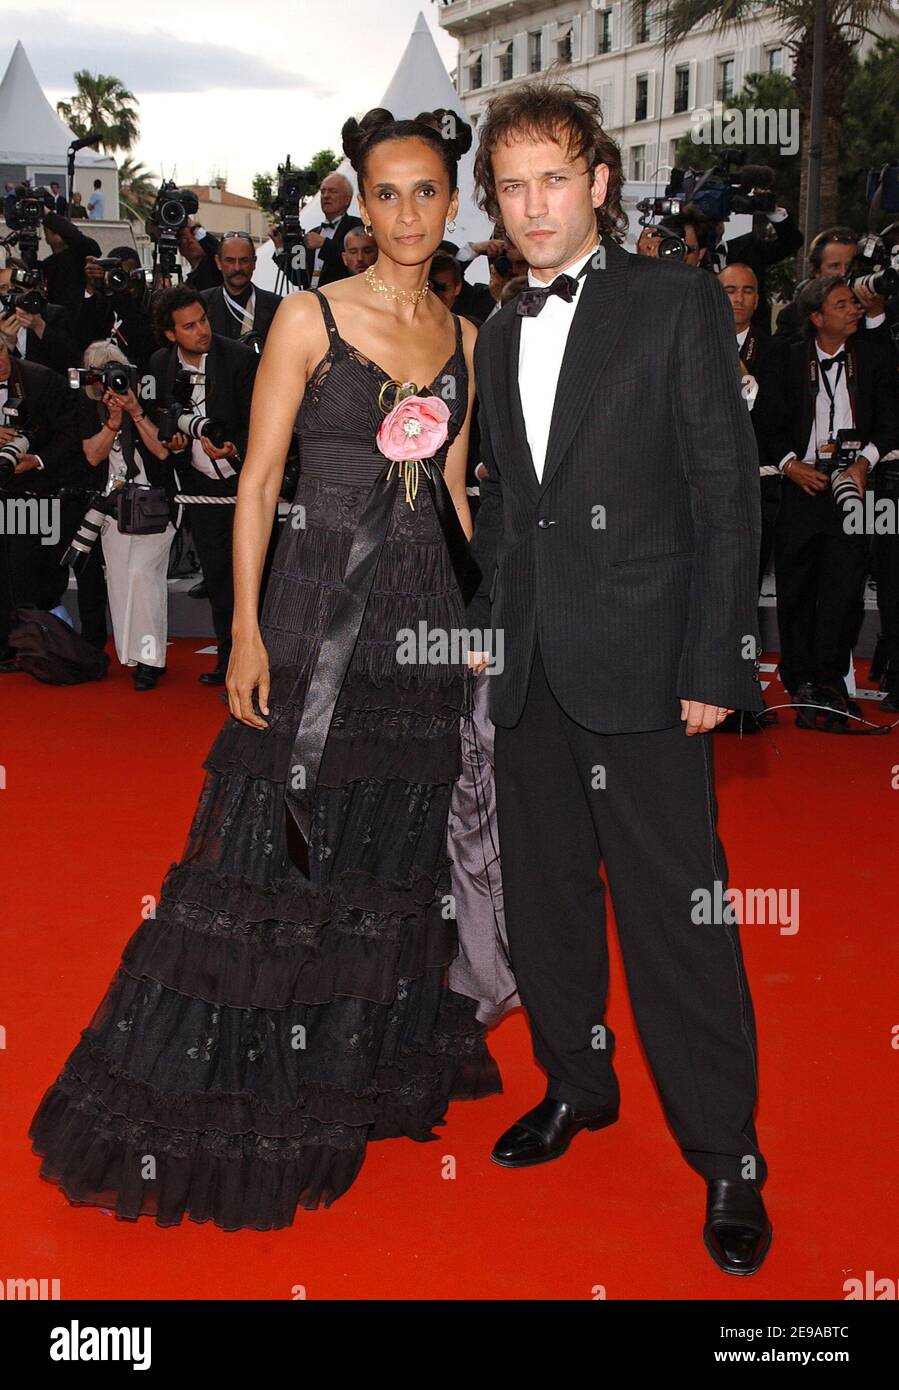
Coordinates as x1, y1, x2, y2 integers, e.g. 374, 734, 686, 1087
173, 496, 297, 515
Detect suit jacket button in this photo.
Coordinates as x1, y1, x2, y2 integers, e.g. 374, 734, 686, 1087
537, 518, 556, 528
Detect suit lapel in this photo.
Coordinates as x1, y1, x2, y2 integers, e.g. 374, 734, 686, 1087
538, 239, 632, 495
497, 308, 540, 503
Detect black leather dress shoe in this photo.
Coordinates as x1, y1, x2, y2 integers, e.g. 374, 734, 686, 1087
188, 580, 209, 599
132, 662, 164, 691
199, 665, 227, 686
491, 1095, 619, 1168
703, 1179, 772, 1276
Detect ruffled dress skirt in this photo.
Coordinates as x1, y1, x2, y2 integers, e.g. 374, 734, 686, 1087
28, 467, 502, 1230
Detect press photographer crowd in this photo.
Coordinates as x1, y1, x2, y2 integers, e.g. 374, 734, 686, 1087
1, 157, 898, 727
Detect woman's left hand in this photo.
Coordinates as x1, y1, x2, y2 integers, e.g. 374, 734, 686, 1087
106, 387, 141, 417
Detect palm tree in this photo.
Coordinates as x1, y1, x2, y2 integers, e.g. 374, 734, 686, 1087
117, 157, 158, 223
651, 0, 898, 231
57, 71, 140, 155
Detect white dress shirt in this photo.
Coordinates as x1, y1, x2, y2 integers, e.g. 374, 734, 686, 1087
176, 348, 236, 481
310, 220, 339, 288
780, 337, 878, 472
518, 244, 600, 482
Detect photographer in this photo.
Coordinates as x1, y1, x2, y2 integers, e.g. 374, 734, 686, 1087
304, 173, 362, 288
774, 227, 891, 343
0, 339, 81, 668
79, 246, 156, 373
74, 341, 176, 691
0, 258, 80, 375
148, 284, 259, 684
38, 211, 101, 313
200, 233, 281, 349
178, 221, 223, 291
720, 262, 788, 587
721, 201, 804, 334
773, 275, 899, 723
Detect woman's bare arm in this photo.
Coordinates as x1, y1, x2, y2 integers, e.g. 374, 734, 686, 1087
231, 293, 317, 638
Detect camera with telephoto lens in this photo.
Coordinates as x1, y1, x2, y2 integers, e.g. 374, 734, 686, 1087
68, 362, 138, 396
155, 367, 229, 449
846, 234, 899, 301
815, 428, 865, 516
0, 395, 33, 485
59, 483, 121, 575
0, 283, 46, 317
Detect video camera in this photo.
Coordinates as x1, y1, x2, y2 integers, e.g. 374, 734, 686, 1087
637, 153, 776, 227
148, 181, 201, 277
68, 362, 138, 396
1, 184, 45, 268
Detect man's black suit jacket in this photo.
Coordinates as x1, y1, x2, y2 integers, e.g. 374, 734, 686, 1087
200, 284, 282, 346
316, 213, 364, 287
38, 213, 101, 313
19, 303, 81, 376
147, 333, 260, 491
467, 235, 764, 732
1, 357, 80, 496
739, 327, 789, 469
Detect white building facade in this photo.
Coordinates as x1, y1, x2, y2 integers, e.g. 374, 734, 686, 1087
434, 1, 899, 188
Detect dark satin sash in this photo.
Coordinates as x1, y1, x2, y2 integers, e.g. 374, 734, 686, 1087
284, 450, 481, 875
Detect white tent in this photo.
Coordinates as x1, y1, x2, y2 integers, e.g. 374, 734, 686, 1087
0, 41, 117, 207
254, 11, 491, 291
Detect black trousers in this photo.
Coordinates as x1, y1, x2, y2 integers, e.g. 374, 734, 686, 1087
185, 466, 237, 666
774, 484, 868, 694
186, 466, 283, 665
36, 498, 109, 649
758, 474, 781, 589
493, 641, 767, 1185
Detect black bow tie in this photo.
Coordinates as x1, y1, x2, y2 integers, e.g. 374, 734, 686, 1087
319, 220, 338, 230
821, 351, 846, 371
516, 272, 580, 317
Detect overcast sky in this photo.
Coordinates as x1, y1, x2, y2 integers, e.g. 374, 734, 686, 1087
3, 1, 459, 194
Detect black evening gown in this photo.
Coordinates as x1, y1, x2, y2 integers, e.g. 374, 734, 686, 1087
28, 290, 502, 1230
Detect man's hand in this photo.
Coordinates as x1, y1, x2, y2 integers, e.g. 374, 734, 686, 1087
163, 430, 188, 453
0, 311, 20, 348
842, 458, 869, 497
200, 437, 237, 461
679, 699, 733, 734
0, 425, 20, 445
13, 308, 44, 338
784, 459, 829, 495
13, 454, 42, 475
852, 282, 886, 316
470, 238, 507, 259
84, 256, 105, 292
303, 230, 325, 250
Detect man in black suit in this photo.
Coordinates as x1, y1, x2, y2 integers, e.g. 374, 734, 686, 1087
38, 211, 100, 313
773, 275, 899, 717
719, 263, 788, 585
78, 246, 157, 374
305, 173, 362, 288
717, 202, 804, 335
179, 222, 223, 291
149, 285, 259, 683
47, 182, 68, 217
0, 345, 83, 664
773, 226, 894, 344
467, 81, 770, 1275
0, 262, 81, 375
200, 233, 282, 351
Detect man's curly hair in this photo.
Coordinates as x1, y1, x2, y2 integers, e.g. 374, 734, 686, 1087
472, 79, 627, 242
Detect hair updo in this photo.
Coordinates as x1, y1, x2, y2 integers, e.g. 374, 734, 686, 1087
341, 107, 473, 197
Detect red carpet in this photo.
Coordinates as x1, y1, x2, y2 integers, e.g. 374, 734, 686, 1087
2, 640, 897, 1300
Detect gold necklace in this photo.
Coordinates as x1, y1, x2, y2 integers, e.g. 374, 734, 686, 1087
364, 264, 430, 305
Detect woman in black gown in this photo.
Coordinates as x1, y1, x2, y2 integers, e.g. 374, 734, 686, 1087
28, 108, 502, 1230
